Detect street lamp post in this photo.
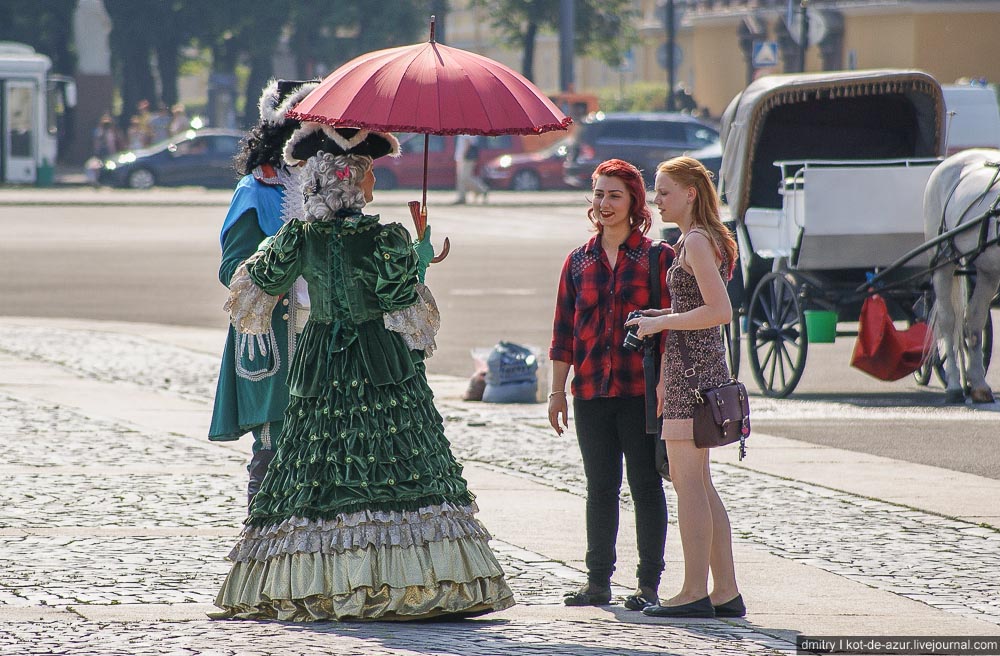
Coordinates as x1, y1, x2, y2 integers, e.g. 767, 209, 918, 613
799, 0, 809, 73
666, 0, 676, 111
559, 0, 575, 92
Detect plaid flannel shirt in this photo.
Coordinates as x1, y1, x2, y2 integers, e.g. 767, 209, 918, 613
549, 229, 674, 400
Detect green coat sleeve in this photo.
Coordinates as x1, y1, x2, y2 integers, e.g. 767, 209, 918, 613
373, 223, 420, 313
247, 219, 306, 296
219, 209, 266, 287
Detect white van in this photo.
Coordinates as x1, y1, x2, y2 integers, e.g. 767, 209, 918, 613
941, 84, 1000, 155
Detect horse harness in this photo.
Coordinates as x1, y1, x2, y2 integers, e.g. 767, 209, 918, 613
933, 160, 1000, 273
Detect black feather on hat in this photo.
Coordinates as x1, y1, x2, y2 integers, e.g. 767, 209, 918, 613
284, 123, 401, 164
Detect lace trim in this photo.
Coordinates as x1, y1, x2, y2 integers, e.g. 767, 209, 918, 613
383, 283, 440, 356
225, 260, 281, 335
280, 169, 305, 224
228, 502, 490, 562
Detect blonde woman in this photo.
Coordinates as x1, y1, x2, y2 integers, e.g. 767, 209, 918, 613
626, 156, 744, 619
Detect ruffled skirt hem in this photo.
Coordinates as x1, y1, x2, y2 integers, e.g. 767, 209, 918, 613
212, 536, 515, 621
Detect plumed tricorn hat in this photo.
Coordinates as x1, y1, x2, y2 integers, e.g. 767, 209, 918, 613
258, 79, 319, 126
283, 122, 401, 165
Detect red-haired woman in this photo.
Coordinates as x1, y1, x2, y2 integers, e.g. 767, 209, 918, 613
627, 156, 743, 619
548, 158, 674, 611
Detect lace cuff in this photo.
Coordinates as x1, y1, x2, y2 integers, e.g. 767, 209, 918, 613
225, 260, 281, 334
383, 283, 440, 356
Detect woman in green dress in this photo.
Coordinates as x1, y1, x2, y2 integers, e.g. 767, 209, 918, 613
212, 122, 515, 621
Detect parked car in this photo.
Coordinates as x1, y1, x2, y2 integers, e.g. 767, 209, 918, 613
481, 138, 573, 191
563, 112, 720, 187
685, 141, 722, 184
97, 129, 243, 189
372, 133, 531, 190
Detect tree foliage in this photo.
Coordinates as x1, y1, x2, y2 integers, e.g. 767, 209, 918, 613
468, 0, 638, 83
8, 0, 432, 128
0, 0, 76, 74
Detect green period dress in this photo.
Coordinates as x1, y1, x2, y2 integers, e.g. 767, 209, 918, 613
213, 212, 515, 621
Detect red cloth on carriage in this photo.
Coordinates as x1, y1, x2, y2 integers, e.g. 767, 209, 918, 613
851, 294, 933, 381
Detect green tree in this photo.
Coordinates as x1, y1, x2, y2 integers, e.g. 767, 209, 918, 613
468, 0, 638, 83
0, 0, 76, 74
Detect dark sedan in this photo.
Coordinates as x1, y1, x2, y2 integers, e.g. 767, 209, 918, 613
97, 129, 243, 189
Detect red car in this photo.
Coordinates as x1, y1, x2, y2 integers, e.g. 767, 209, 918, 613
481, 138, 572, 191
372, 133, 529, 190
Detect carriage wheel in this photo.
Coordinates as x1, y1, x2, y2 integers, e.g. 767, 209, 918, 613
724, 316, 741, 380
912, 290, 941, 386
747, 272, 808, 398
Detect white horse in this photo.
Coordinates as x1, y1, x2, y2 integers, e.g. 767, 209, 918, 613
923, 148, 1000, 404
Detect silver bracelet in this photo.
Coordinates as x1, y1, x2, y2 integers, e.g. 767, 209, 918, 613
547, 390, 567, 399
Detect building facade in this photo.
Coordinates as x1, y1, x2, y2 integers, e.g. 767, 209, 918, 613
446, 0, 1000, 118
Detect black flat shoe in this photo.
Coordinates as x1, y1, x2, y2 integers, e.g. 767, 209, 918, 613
642, 596, 715, 618
623, 589, 658, 611
713, 594, 746, 618
563, 584, 612, 607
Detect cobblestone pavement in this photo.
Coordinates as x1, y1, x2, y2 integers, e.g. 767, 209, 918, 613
0, 325, 998, 654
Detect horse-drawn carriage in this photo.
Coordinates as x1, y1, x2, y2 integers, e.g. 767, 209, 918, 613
717, 69, 997, 399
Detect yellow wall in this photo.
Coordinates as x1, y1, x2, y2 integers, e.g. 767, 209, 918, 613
842, 14, 916, 70
443, 2, 1000, 119
911, 13, 1000, 84
690, 23, 751, 117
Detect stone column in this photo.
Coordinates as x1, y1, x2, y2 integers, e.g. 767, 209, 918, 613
71, 0, 114, 165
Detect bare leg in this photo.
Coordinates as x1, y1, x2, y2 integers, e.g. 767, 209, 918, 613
704, 457, 739, 604
661, 438, 711, 605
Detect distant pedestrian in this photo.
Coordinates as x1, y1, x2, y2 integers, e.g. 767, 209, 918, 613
149, 103, 171, 143
548, 158, 674, 612
170, 103, 190, 135
126, 116, 146, 150
92, 113, 121, 160
627, 156, 744, 619
132, 99, 153, 147
454, 134, 488, 204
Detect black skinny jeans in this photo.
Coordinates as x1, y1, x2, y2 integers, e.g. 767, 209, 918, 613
573, 395, 667, 590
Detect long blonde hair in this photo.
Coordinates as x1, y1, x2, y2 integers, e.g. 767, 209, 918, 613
657, 156, 737, 279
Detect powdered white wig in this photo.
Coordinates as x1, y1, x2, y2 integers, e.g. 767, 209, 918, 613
299, 153, 373, 222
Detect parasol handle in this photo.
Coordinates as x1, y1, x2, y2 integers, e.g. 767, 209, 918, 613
407, 200, 450, 265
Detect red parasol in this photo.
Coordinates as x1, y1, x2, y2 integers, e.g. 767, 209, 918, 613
287, 17, 571, 261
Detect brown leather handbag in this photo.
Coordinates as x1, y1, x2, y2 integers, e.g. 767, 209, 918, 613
676, 332, 750, 460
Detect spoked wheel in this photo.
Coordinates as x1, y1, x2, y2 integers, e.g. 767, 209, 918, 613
913, 290, 942, 386
723, 316, 741, 380
747, 272, 808, 398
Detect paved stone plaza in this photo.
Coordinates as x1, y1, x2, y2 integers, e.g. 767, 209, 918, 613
0, 321, 998, 654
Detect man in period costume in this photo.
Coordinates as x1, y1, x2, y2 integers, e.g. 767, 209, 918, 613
208, 78, 318, 506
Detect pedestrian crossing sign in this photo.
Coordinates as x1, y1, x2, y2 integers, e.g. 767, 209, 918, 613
752, 41, 779, 68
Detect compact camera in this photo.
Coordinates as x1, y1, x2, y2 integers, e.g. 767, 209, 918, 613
623, 310, 648, 352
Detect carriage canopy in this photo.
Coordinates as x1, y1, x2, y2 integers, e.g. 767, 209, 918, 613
719, 69, 945, 222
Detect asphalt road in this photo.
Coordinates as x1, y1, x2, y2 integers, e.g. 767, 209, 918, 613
1, 186, 998, 478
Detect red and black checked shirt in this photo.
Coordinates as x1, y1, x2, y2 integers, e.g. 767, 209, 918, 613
549, 229, 675, 400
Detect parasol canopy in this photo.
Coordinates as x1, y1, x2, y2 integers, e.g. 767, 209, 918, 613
287, 18, 571, 262
287, 28, 571, 137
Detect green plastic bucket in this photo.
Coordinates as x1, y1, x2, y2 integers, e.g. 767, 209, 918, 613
804, 310, 837, 343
